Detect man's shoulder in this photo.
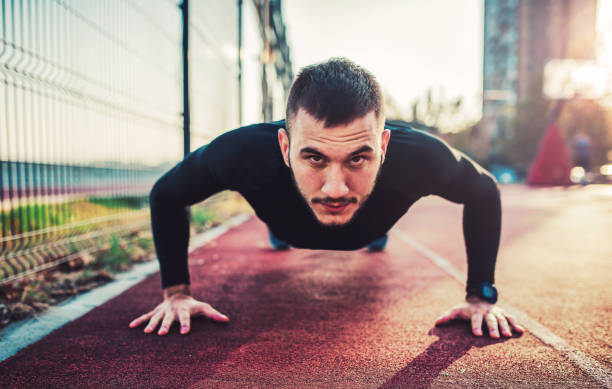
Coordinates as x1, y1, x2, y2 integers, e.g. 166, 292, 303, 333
204, 120, 286, 191
210, 120, 286, 148
381, 120, 460, 195
205, 120, 286, 161
385, 120, 454, 159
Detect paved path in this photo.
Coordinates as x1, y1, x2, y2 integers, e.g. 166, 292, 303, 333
1, 184, 610, 388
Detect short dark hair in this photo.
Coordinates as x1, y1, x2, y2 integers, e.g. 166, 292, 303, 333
285, 58, 383, 131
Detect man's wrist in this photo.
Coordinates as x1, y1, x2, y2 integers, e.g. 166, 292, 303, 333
465, 281, 498, 304
163, 284, 191, 300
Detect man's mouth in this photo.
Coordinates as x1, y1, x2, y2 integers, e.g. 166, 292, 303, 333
312, 197, 357, 214
321, 201, 350, 213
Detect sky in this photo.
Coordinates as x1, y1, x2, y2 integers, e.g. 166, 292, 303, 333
283, 0, 612, 131
283, 0, 484, 131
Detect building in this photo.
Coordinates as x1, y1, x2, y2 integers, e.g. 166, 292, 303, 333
481, 0, 597, 161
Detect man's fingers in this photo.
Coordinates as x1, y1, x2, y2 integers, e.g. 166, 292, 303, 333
144, 311, 164, 334
495, 313, 512, 337
471, 312, 484, 336
485, 313, 500, 338
178, 309, 190, 335
158, 312, 176, 335
505, 313, 525, 333
197, 303, 230, 322
137, 300, 229, 335
129, 311, 154, 328
435, 309, 459, 325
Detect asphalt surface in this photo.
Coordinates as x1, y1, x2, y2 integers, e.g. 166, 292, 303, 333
1, 184, 610, 388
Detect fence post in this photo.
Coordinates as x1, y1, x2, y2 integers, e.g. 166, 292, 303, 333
180, 0, 190, 157
238, 0, 243, 126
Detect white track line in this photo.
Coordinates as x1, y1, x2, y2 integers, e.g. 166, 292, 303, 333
393, 229, 612, 388
0, 213, 252, 363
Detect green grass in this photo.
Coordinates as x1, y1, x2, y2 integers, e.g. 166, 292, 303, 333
190, 206, 215, 227
135, 236, 153, 251
0, 196, 148, 235
1, 203, 73, 234
79, 268, 94, 280
20, 279, 49, 303
87, 196, 148, 210
95, 234, 132, 273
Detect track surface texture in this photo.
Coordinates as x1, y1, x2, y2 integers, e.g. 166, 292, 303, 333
1, 184, 611, 388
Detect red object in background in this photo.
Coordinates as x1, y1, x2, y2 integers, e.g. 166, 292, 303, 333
527, 124, 572, 186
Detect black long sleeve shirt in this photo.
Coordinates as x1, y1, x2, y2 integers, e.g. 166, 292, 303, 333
150, 120, 501, 289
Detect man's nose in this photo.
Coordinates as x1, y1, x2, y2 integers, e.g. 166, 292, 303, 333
321, 165, 349, 198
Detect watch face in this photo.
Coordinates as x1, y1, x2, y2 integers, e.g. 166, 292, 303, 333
467, 283, 497, 303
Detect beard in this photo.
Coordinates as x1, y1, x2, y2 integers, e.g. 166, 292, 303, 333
287, 155, 384, 229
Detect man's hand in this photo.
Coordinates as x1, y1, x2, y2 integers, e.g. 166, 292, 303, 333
128, 284, 229, 335
435, 300, 524, 338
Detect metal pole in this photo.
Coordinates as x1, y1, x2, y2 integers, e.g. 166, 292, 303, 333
238, 0, 243, 126
261, 0, 270, 121
180, 0, 190, 157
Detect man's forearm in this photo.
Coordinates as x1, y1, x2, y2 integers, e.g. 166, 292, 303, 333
150, 181, 192, 289
428, 150, 502, 288
148, 143, 228, 289
463, 185, 501, 287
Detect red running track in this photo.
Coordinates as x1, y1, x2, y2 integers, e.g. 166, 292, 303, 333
1, 184, 610, 388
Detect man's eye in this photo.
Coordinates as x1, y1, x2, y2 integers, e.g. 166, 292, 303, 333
349, 156, 365, 165
308, 155, 323, 163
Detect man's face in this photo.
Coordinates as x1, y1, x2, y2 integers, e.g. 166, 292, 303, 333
278, 109, 391, 227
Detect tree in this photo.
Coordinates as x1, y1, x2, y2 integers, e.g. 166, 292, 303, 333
384, 89, 463, 132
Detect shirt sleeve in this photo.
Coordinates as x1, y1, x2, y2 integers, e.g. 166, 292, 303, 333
422, 135, 502, 288
149, 143, 226, 289
149, 122, 283, 289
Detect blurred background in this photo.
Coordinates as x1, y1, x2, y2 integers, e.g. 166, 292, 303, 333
0, 0, 611, 314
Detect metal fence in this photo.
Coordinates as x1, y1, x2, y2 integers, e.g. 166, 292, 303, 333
0, 0, 183, 284
0, 0, 292, 284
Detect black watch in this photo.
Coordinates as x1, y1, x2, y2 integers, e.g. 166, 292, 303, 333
466, 282, 498, 304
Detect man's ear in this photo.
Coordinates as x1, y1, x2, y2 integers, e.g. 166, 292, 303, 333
278, 128, 291, 167
380, 129, 391, 164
